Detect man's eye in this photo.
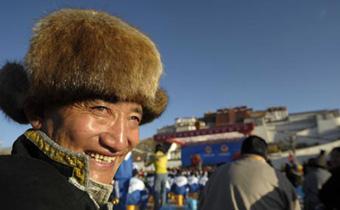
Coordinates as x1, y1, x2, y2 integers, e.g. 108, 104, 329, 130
91, 106, 109, 112
130, 115, 141, 124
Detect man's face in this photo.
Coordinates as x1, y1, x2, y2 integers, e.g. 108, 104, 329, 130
41, 100, 141, 184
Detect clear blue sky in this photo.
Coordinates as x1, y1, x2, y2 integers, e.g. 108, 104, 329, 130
1, 0, 340, 147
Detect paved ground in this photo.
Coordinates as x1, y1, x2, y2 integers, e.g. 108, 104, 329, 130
146, 194, 199, 210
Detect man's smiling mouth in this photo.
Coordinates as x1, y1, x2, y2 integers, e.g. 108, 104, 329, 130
86, 152, 117, 163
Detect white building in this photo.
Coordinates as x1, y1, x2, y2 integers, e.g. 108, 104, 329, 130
251, 109, 340, 145
157, 107, 340, 147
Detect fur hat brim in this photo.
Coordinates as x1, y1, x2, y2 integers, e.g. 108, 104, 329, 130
0, 62, 168, 125
142, 88, 168, 124
0, 62, 29, 124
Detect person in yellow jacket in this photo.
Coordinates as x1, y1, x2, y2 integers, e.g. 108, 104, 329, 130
152, 144, 168, 210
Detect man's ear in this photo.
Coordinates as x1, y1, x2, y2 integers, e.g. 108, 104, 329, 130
29, 118, 43, 129
24, 107, 43, 129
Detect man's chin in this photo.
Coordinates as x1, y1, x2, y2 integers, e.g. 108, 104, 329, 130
88, 159, 116, 184
87, 152, 127, 184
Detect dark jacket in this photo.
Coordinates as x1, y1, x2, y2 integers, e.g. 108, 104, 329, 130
0, 135, 100, 210
319, 167, 340, 210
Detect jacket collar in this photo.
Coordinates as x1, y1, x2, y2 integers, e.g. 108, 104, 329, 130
24, 129, 90, 186
19, 129, 114, 207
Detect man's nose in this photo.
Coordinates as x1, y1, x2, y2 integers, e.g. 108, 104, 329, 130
99, 115, 129, 152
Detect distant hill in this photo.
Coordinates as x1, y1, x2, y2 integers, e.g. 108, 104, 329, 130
0, 147, 11, 155
132, 137, 156, 161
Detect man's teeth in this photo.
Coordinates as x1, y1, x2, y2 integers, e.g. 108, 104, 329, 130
88, 153, 116, 163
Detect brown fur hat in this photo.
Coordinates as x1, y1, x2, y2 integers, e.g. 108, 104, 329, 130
0, 9, 167, 124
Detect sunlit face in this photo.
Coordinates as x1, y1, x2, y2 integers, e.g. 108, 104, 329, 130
37, 100, 141, 184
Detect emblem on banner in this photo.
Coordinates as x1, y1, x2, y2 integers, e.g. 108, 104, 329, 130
204, 146, 212, 154
220, 144, 229, 153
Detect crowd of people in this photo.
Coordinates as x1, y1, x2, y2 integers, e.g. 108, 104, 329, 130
115, 166, 210, 210
110, 144, 214, 210
285, 148, 340, 210
111, 140, 340, 210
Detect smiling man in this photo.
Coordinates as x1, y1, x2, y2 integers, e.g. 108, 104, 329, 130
0, 9, 167, 210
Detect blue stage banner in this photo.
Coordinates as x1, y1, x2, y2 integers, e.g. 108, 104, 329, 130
181, 139, 244, 166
